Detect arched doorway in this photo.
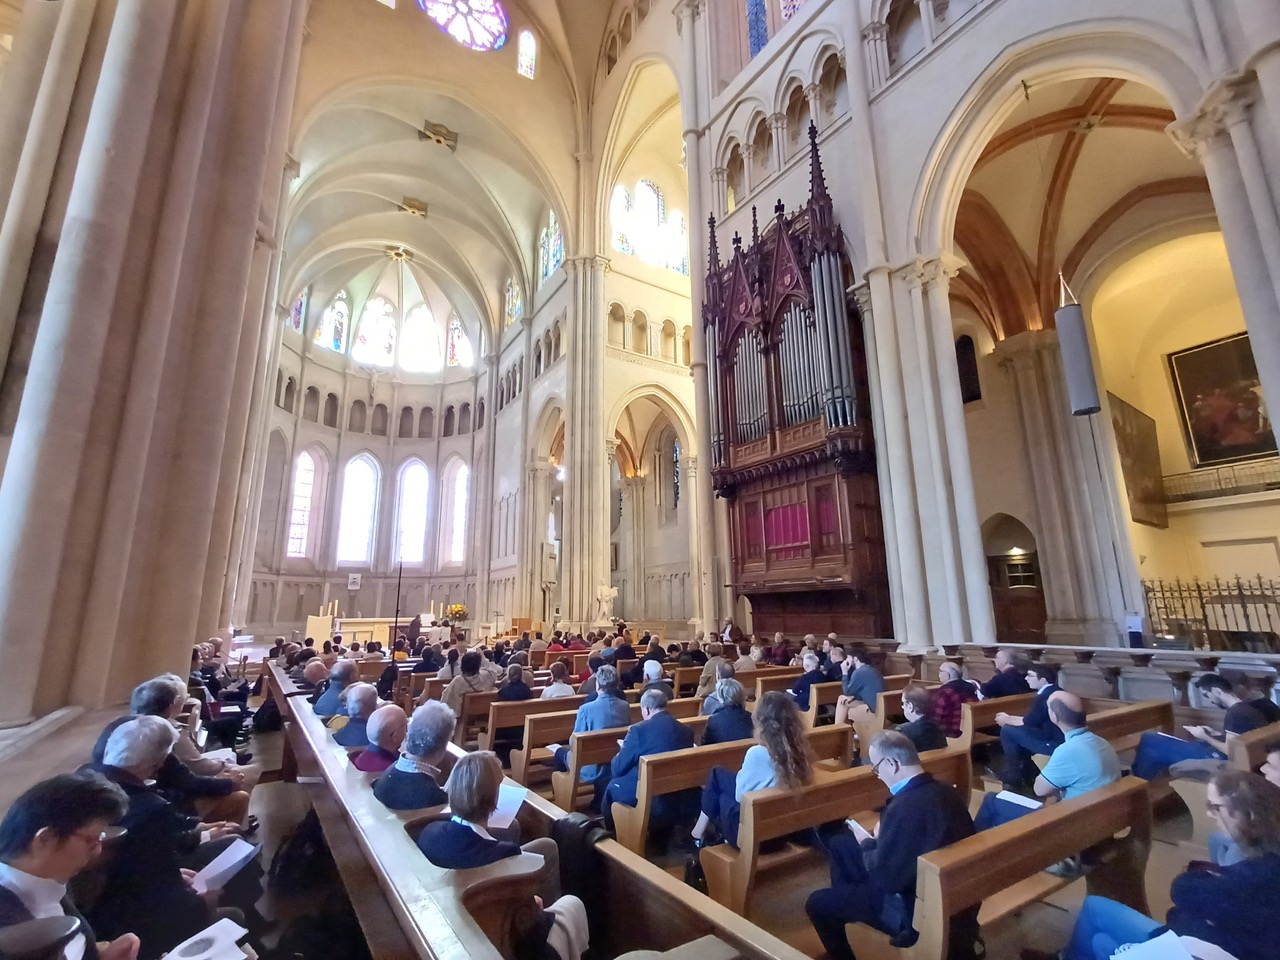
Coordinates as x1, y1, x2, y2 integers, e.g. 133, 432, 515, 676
982, 513, 1046, 643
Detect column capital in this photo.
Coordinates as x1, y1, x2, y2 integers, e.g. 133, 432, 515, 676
1167, 74, 1258, 159
992, 328, 1058, 368
768, 112, 787, 132
862, 20, 887, 40
680, 454, 698, 479
893, 258, 929, 290
850, 281, 873, 318
922, 252, 966, 289
711, 166, 728, 184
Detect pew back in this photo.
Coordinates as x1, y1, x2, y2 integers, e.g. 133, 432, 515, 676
1229, 719, 1280, 771
477, 695, 588, 752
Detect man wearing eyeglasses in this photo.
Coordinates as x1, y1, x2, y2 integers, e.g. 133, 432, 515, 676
805, 731, 977, 960
0, 771, 140, 960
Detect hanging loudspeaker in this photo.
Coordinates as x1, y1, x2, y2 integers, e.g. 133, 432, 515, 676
1055, 302, 1101, 416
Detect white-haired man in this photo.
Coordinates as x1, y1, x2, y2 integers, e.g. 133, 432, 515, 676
333, 682, 379, 748
373, 702, 456, 810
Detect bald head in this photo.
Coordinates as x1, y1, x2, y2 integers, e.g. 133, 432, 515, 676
938, 661, 963, 682
1048, 691, 1086, 731
366, 704, 407, 753
303, 659, 329, 685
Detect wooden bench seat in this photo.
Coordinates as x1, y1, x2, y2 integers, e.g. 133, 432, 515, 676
954, 693, 1037, 751
801, 681, 843, 729
748, 669, 804, 707
701, 747, 973, 915
613, 724, 854, 854
1228, 718, 1280, 771
476, 695, 587, 752
509, 704, 644, 788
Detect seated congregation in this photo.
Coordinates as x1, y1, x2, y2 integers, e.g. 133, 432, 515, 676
4, 627, 1280, 960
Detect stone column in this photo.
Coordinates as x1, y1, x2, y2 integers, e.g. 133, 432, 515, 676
769, 112, 787, 169
0, 0, 65, 213
861, 22, 888, 90
677, 0, 720, 637
742, 144, 757, 194
621, 476, 648, 617
804, 82, 823, 133
1231, 1, 1280, 196
922, 257, 996, 645
711, 166, 728, 218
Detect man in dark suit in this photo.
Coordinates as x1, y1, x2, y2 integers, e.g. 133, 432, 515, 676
788, 652, 828, 712
994, 662, 1063, 790
0, 772, 139, 960
602, 688, 694, 830
374, 701, 455, 811
980, 648, 1032, 700
806, 731, 976, 960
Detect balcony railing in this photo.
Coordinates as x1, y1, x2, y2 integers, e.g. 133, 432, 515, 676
1144, 575, 1280, 653
1162, 458, 1280, 503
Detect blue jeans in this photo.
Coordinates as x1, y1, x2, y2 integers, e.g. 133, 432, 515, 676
973, 793, 1034, 832
1000, 724, 1061, 788
1065, 896, 1160, 960
1131, 732, 1223, 780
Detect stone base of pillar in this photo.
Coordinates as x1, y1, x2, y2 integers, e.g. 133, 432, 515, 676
1045, 618, 1121, 647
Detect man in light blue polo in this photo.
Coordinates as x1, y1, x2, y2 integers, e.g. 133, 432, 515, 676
972, 691, 1121, 830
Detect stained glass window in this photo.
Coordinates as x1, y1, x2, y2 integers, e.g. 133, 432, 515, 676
504, 278, 523, 327
781, 0, 805, 20
609, 180, 690, 276
673, 440, 681, 507
418, 0, 508, 51
286, 451, 316, 558
289, 288, 308, 334
352, 296, 397, 367
517, 29, 536, 78
397, 461, 430, 563
538, 210, 564, 286
400, 303, 443, 372
446, 317, 474, 367
315, 290, 349, 353
747, 0, 768, 57
337, 455, 380, 563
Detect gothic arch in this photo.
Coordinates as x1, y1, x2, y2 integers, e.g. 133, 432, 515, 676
606, 383, 696, 454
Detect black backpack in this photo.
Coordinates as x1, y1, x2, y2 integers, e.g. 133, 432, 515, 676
268, 811, 335, 895
252, 696, 283, 732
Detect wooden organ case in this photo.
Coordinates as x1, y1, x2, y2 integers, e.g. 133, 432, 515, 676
703, 126, 891, 639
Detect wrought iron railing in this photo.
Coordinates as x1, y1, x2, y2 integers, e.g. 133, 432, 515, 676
1144, 575, 1280, 653
1163, 458, 1280, 503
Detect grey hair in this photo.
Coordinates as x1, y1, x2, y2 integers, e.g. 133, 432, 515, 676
343, 682, 378, 718
802, 651, 820, 671
129, 675, 185, 717
869, 730, 920, 767
715, 677, 745, 708
596, 664, 621, 695
643, 659, 663, 681
104, 715, 178, 769
938, 661, 962, 680
331, 660, 359, 683
406, 701, 457, 758
640, 687, 670, 712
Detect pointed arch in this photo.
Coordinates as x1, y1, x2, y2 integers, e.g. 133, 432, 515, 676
337, 453, 381, 564
438, 457, 471, 568
395, 459, 431, 564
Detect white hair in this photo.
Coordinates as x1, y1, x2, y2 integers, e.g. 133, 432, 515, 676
331, 660, 359, 684
643, 659, 662, 682
405, 701, 457, 758
104, 715, 178, 769
803, 634, 816, 644
343, 682, 378, 718
802, 651, 820, 671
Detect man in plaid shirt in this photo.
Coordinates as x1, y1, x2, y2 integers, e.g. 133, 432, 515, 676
931, 661, 980, 739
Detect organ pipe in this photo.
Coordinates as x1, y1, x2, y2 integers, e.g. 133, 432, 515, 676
810, 255, 839, 427
826, 253, 856, 425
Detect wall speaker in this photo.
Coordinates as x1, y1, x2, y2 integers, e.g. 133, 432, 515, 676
1055, 302, 1101, 416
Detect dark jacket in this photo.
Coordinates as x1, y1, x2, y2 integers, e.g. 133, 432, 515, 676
640, 679, 675, 698
614, 643, 637, 662
1167, 853, 1280, 960
702, 704, 755, 745
860, 773, 974, 913
85, 766, 211, 958
0, 886, 100, 960
1020, 685, 1065, 745
332, 716, 369, 748
373, 766, 448, 811
497, 681, 534, 702
93, 717, 233, 803
789, 669, 829, 712
980, 667, 1030, 700
413, 654, 440, 673
417, 820, 520, 869
606, 709, 695, 806
895, 717, 948, 753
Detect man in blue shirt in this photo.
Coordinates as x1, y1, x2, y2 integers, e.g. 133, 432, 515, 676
993, 662, 1063, 790
834, 648, 886, 729
314, 660, 358, 717
974, 691, 1120, 830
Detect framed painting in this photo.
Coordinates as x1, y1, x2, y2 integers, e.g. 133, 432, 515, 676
1168, 332, 1276, 468
1108, 393, 1167, 528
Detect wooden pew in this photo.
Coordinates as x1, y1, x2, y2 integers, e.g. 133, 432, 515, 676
455, 690, 501, 746
509, 704, 644, 788
877, 778, 1152, 960
953, 693, 1037, 751
668, 665, 704, 697
748, 669, 804, 706
1228, 718, 1280, 771
613, 724, 854, 854
701, 747, 973, 915
1085, 699, 1175, 756
476, 695, 587, 752
358, 659, 391, 681
801, 681, 843, 729
551, 713, 711, 811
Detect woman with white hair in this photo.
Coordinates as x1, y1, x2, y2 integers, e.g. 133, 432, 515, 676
788, 651, 828, 712
374, 701, 456, 810
89, 717, 247, 960
333, 682, 380, 748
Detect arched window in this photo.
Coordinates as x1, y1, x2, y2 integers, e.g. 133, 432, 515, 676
275, 370, 284, 406
956, 335, 982, 403
609, 180, 689, 275
458, 403, 472, 434
352, 296, 396, 367
446, 317, 473, 367
349, 400, 367, 433
443, 406, 456, 437
538, 211, 564, 287
504, 278, 524, 327
747, 0, 768, 57
302, 387, 320, 422
398, 406, 415, 438
396, 461, 430, 564
283, 378, 297, 413
289, 289, 308, 334
399, 303, 442, 372
517, 29, 536, 78
337, 455, 380, 564
418, 407, 435, 438
371, 404, 389, 436
286, 451, 317, 559
314, 290, 349, 353
672, 438, 681, 507
440, 460, 471, 566
323, 393, 339, 427
476, 399, 486, 430
420, 0, 508, 50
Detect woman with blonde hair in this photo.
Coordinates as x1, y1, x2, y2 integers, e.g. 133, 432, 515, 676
689, 691, 813, 849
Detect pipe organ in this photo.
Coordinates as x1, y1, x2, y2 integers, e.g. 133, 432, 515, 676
702, 124, 891, 638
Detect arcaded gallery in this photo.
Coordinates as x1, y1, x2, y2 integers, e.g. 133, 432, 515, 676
0, 2, 1279, 960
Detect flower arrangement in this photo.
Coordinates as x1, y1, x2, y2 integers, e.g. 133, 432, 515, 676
446, 603, 469, 622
